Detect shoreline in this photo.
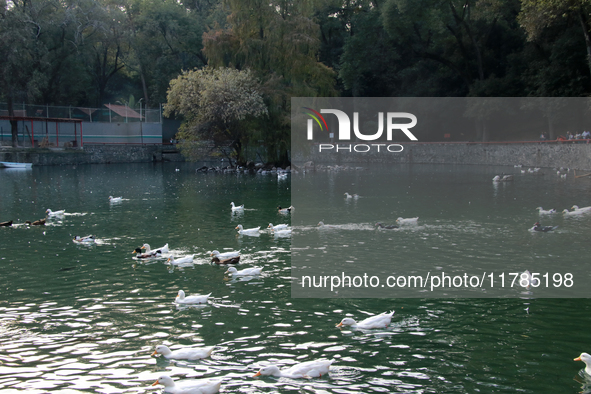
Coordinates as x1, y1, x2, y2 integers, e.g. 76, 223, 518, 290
3, 141, 591, 171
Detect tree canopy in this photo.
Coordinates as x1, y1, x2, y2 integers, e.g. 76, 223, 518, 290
164, 67, 267, 164
2, 0, 591, 148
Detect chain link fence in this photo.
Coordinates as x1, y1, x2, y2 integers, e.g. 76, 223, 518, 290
0, 103, 162, 123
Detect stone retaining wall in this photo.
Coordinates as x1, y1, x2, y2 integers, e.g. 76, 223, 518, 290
3, 141, 591, 169
294, 142, 591, 170
0, 145, 167, 166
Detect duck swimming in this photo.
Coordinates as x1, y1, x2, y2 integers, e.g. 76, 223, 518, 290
396, 217, 419, 225
0, 220, 13, 227
108, 196, 123, 203
133, 248, 162, 259
536, 207, 556, 215
151, 375, 221, 394
253, 359, 333, 378
167, 255, 194, 265
574, 353, 591, 376
376, 222, 398, 229
231, 202, 244, 211
273, 229, 292, 237
25, 219, 46, 226
141, 243, 169, 254
225, 266, 263, 276
268, 223, 289, 231
175, 290, 211, 304
278, 206, 293, 213
151, 344, 215, 360
235, 224, 260, 235
210, 250, 240, 264
531, 222, 557, 232
336, 310, 395, 329
46, 209, 65, 217
492, 174, 514, 182
73, 235, 95, 243
344, 192, 359, 199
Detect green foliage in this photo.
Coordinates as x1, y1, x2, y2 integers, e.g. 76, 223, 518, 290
164, 67, 268, 163
2, 0, 591, 147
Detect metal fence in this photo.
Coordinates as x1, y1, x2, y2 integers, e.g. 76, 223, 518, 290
0, 102, 162, 123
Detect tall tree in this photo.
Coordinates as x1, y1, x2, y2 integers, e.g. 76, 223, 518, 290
123, 0, 215, 107
0, 0, 52, 146
202, 0, 336, 164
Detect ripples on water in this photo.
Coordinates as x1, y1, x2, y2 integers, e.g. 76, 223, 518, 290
1, 163, 591, 393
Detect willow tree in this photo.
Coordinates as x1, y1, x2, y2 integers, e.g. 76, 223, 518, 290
202, 0, 336, 165
164, 67, 268, 165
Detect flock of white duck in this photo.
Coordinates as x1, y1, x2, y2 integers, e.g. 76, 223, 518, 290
146, 309, 398, 393
53, 193, 591, 391
492, 171, 591, 231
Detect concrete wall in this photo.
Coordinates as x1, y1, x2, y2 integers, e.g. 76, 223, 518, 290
4, 140, 590, 169
0, 145, 166, 165
294, 142, 591, 171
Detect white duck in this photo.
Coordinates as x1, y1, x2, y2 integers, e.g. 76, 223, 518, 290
109, 196, 123, 203
73, 235, 95, 243
142, 244, 169, 253
142, 243, 169, 254
225, 266, 263, 276
396, 217, 419, 225
268, 223, 289, 231
536, 207, 556, 215
231, 202, 244, 211
274, 229, 292, 237
46, 209, 65, 217
151, 375, 221, 394
175, 290, 211, 304
317, 221, 338, 228
167, 255, 194, 265
571, 205, 591, 213
235, 224, 260, 235
563, 208, 588, 216
574, 353, 591, 376
151, 344, 215, 360
210, 250, 240, 260
336, 310, 395, 329
344, 192, 359, 199
253, 359, 333, 378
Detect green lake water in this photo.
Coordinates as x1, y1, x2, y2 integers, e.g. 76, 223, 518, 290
0, 162, 590, 393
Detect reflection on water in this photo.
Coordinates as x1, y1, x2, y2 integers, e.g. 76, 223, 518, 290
0, 163, 590, 393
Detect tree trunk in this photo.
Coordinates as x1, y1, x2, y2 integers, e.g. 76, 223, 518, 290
7, 96, 18, 148
578, 8, 591, 80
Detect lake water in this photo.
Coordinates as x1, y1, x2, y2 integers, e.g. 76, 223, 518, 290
0, 162, 590, 393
